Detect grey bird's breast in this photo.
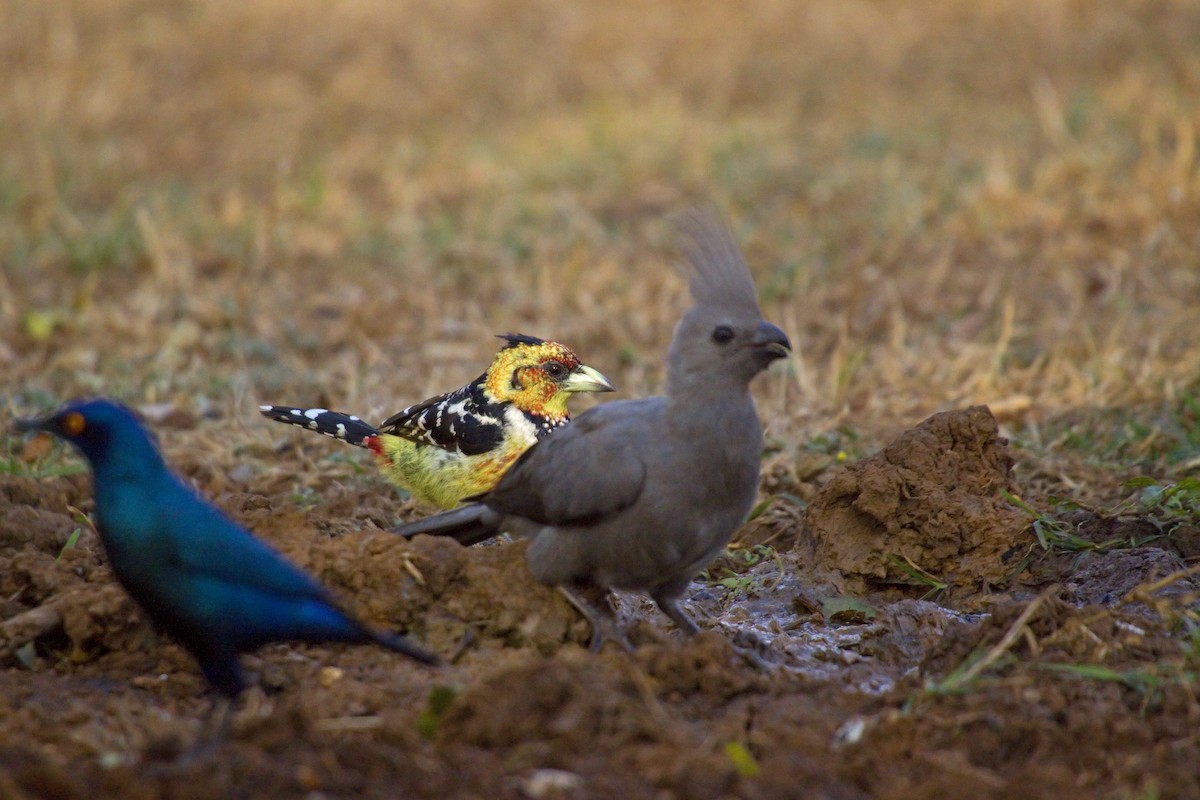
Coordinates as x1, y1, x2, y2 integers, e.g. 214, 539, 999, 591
652, 401, 763, 576
524, 395, 763, 593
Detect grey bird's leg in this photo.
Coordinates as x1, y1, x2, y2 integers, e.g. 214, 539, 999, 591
655, 590, 774, 671
558, 585, 632, 653
651, 593, 701, 637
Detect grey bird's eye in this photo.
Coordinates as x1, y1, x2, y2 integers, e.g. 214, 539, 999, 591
712, 325, 735, 344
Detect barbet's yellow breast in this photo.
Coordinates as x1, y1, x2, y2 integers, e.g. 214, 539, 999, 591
368, 414, 539, 509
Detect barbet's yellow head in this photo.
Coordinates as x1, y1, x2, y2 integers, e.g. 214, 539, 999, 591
482, 333, 614, 422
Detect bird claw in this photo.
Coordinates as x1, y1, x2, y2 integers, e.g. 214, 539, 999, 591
588, 619, 634, 654
716, 627, 778, 672
652, 596, 701, 638
654, 596, 776, 671
729, 639, 775, 672
200, 695, 233, 742
557, 586, 632, 653
164, 695, 232, 764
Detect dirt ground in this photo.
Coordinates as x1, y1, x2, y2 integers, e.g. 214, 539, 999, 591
3, 0, 1200, 798
2, 405, 1197, 799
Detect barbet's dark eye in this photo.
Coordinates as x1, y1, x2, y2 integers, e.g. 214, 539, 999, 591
712, 325, 735, 344
544, 361, 568, 379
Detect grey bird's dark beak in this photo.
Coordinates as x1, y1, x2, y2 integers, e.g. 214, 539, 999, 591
751, 321, 791, 360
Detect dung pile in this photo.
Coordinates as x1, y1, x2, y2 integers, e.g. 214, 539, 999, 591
803, 406, 1031, 602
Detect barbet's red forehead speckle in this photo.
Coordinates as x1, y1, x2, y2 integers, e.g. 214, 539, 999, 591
541, 343, 581, 369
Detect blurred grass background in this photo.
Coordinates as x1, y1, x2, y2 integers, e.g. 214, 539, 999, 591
1, 0, 1198, 506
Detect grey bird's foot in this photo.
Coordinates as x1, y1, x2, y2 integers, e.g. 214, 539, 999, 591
558, 586, 632, 653
653, 596, 701, 637
727, 629, 777, 672
654, 596, 775, 671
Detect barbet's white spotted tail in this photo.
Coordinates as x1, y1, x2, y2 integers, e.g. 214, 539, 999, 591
259, 405, 379, 448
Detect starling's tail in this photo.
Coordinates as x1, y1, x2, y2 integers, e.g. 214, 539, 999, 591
259, 405, 379, 448
389, 504, 500, 547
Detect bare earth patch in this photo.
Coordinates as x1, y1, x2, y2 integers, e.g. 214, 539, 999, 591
3, 402, 1198, 798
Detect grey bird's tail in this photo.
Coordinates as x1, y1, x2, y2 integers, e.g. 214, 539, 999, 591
260, 405, 379, 447
390, 503, 499, 547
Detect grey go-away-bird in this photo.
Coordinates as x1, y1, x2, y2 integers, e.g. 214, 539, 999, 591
393, 208, 791, 646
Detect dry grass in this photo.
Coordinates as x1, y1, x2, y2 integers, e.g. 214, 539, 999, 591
2, 0, 1198, 508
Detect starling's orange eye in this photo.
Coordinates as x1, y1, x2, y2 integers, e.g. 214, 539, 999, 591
62, 412, 86, 437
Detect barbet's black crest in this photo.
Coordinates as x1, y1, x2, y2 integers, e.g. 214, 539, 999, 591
496, 333, 548, 349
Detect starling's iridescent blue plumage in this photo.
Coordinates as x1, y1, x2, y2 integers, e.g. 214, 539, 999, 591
14, 399, 438, 698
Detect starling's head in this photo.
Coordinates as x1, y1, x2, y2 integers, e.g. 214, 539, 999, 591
13, 399, 160, 468
484, 334, 615, 421
667, 208, 791, 393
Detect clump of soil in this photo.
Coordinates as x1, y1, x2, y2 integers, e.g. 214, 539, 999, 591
802, 406, 1031, 604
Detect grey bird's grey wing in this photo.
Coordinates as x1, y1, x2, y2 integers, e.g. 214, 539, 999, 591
484, 399, 660, 526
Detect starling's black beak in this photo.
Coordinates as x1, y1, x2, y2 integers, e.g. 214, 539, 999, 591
12, 415, 51, 435
751, 321, 792, 360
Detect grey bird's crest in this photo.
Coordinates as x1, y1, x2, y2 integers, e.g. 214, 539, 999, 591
672, 207, 761, 315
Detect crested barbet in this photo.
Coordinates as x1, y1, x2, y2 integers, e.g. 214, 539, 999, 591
392, 209, 792, 648
261, 334, 614, 509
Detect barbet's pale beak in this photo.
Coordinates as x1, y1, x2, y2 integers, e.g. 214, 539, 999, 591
563, 364, 616, 393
